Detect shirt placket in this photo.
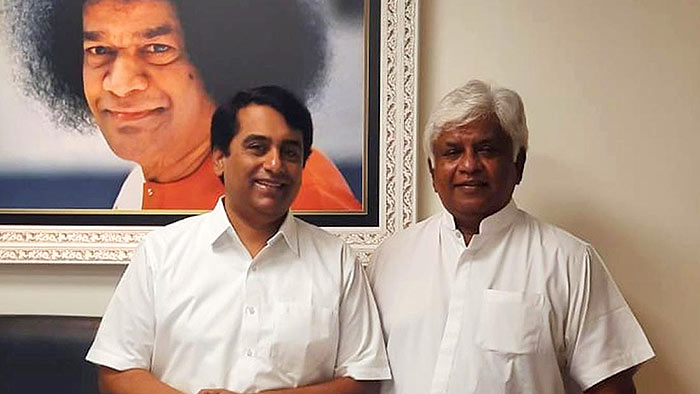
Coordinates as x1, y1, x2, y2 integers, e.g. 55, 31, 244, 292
430, 232, 473, 394
238, 258, 263, 384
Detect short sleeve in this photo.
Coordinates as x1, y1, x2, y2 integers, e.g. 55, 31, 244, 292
85, 241, 156, 371
566, 247, 654, 390
334, 245, 391, 380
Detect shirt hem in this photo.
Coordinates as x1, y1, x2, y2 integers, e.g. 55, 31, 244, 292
85, 348, 150, 372
336, 365, 392, 381
578, 348, 655, 390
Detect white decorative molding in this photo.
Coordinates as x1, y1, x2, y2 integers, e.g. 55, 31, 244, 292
401, 0, 418, 229
0, 0, 419, 265
0, 227, 149, 264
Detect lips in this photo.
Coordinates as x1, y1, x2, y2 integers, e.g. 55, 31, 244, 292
455, 179, 488, 188
253, 178, 288, 191
105, 107, 165, 122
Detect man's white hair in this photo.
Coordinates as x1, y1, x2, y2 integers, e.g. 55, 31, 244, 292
424, 79, 528, 167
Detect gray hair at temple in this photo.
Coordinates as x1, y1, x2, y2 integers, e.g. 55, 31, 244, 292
423, 79, 529, 167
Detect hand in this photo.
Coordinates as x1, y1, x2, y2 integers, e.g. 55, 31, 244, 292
197, 389, 241, 394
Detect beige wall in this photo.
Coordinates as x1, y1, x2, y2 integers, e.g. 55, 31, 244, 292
2, 1, 699, 393
0, 264, 123, 315
418, 1, 700, 393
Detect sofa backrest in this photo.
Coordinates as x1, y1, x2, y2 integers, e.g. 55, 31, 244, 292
0, 315, 101, 394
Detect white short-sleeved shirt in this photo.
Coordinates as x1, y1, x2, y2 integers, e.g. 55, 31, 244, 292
368, 200, 654, 394
87, 200, 390, 393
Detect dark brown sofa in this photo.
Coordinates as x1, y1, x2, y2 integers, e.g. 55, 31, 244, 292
0, 315, 101, 394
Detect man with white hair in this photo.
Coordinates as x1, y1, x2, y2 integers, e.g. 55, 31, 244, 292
368, 80, 654, 394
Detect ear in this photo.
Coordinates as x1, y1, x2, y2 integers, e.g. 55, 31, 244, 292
212, 149, 225, 177
515, 149, 526, 184
428, 158, 438, 191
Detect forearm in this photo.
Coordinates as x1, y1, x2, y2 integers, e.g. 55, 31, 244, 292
584, 367, 638, 394
262, 377, 379, 394
98, 366, 185, 394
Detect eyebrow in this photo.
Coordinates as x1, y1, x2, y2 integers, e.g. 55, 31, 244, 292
142, 24, 174, 39
282, 139, 303, 149
83, 31, 102, 41
242, 134, 303, 147
242, 135, 269, 144
83, 24, 174, 41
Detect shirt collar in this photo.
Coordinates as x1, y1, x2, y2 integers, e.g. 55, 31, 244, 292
440, 199, 520, 238
206, 198, 299, 256
269, 211, 299, 256
206, 198, 233, 245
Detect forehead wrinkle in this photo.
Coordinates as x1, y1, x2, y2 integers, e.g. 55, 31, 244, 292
83, 23, 176, 39
444, 119, 506, 140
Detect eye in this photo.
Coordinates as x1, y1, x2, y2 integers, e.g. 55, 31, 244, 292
441, 147, 461, 157
144, 43, 171, 54
477, 144, 502, 157
282, 146, 302, 161
246, 142, 267, 155
86, 46, 112, 55
141, 44, 179, 65
84, 46, 116, 67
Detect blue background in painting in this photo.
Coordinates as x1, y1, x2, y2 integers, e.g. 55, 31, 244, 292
0, 164, 361, 209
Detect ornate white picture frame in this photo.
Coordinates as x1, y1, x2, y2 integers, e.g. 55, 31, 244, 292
0, 0, 418, 264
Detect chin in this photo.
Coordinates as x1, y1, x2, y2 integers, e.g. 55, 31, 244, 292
254, 204, 289, 218
451, 202, 495, 218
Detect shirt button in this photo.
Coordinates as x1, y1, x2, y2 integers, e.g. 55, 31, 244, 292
147, 188, 154, 197
454, 230, 462, 238
246, 306, 255, 315
245, 349, 253, 357
251, 265, 257, 272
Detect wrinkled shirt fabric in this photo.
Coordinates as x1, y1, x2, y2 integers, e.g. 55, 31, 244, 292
368, 200, 654, 394
87, 199, 390, 393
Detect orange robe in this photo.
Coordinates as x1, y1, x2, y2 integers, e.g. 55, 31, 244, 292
142, 150, 362, 212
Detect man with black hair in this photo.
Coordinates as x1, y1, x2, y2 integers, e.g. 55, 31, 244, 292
9, 0, 361, 211
87, 85, 390, 393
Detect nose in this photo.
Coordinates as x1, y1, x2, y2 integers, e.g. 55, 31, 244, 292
262, 148, 283, 173
102, 53, 147, 97
458, 148, 482, 173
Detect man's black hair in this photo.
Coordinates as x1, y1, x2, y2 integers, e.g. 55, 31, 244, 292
4, 0, 327, 132
211, 85, 313, 166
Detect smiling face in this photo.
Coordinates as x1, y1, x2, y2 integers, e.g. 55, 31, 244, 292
213, 104, 304, 225
82, 0, 215, 174
430, 117, 525, 230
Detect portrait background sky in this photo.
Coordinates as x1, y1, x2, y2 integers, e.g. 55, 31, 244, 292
0, 0, 365, 207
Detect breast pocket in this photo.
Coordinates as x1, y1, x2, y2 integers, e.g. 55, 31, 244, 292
270, 302, 337, 376
475, 289, 544, 354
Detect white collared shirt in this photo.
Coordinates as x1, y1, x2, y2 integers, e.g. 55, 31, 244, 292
368, 200, 654, 394
87, 199, 390, 393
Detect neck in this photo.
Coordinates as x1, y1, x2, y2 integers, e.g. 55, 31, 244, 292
454, 218, 480, 245
224, 202, 286, 258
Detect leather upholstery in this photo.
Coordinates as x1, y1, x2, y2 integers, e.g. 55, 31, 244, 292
0, 315, 101, 394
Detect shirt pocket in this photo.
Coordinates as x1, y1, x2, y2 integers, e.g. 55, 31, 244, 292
270, 302, 336, 375
474, 289, 544, 354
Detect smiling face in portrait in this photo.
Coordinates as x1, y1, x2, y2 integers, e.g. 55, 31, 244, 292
82, 0, 215, 175
430, 117, 524, 228
213, 104, 304, 224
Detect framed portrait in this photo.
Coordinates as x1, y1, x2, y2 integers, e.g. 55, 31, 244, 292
0, 0, 418, 264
